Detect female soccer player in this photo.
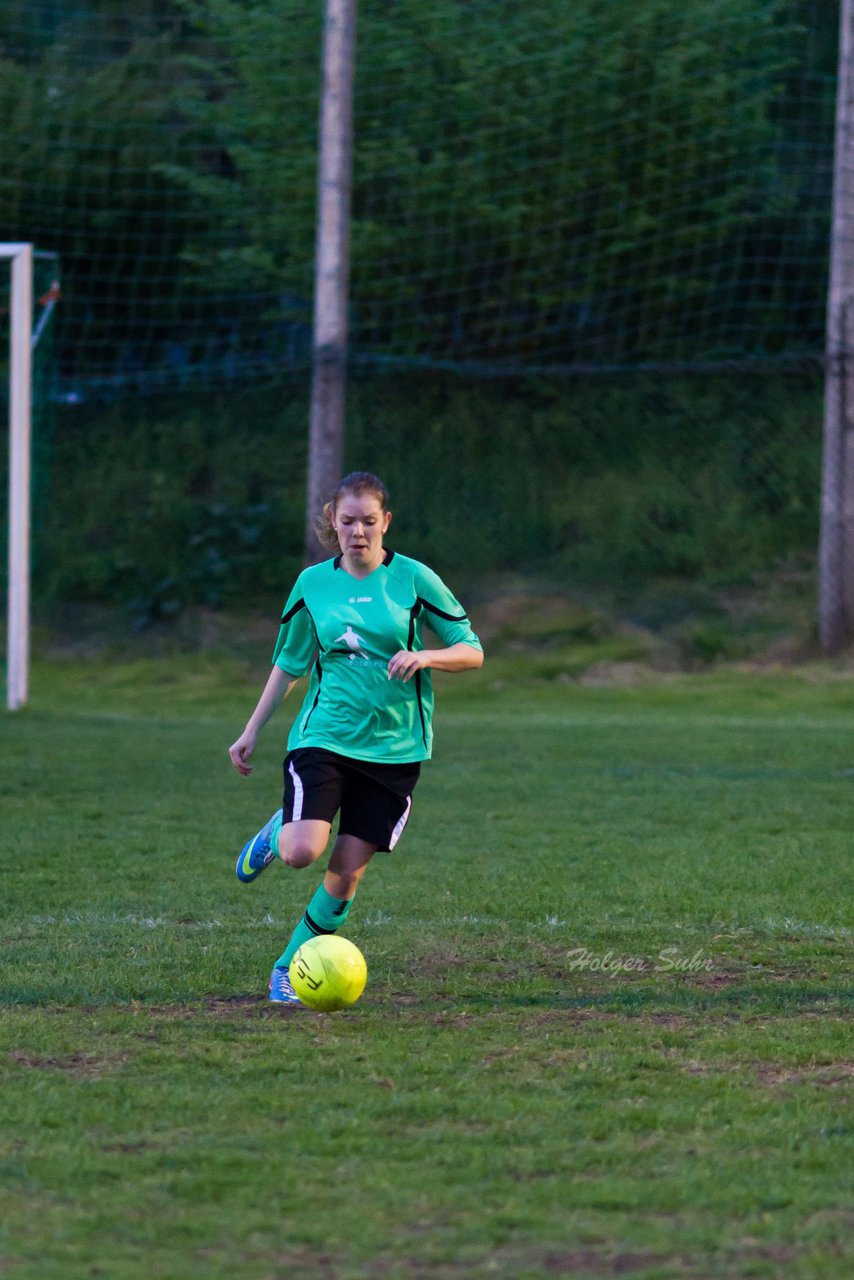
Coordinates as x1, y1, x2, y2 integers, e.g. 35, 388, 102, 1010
228, 471, 483, 1003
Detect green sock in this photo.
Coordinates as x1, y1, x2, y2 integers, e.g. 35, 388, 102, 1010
269, 809, 283, 850
275, 883, 353, 970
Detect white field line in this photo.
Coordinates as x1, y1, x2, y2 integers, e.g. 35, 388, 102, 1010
20, 912, 852, 940
23, 911, 563, 931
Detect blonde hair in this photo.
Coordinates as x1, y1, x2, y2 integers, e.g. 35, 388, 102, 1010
314, 471, 391, 552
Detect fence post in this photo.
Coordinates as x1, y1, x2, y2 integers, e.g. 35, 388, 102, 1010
304, 0, 357, 564
819, 0, 854, 653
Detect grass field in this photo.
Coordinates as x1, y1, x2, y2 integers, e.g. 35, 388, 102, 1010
1, 653, 852, 1279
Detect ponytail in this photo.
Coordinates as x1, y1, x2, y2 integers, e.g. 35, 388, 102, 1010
314, 499, 340, 552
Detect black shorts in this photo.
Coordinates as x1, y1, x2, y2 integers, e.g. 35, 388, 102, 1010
282, 747, 421, 853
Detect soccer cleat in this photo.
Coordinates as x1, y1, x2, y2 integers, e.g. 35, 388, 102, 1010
269, 965, 302, 1005
235, 809, 282, 883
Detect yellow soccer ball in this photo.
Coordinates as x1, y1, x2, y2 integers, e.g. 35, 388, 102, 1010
289, 935, 367, 1012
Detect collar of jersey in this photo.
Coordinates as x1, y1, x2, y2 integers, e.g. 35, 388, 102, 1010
333, 547, 395, 573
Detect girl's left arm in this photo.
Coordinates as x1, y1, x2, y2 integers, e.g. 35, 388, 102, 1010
387, 642, 483, 682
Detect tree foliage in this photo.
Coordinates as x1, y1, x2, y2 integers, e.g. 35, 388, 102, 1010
177, 0, 822, 365
0, 0, 835, 380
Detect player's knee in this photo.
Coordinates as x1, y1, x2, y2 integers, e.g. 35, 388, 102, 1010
280, 841, 318, 870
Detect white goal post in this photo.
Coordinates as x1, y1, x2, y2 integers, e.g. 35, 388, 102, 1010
3, 243, 33, 711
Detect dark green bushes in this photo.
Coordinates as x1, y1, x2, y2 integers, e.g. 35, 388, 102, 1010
30, 372, 822, 622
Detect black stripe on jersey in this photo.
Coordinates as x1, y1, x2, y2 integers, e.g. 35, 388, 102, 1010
416, 595, 468, 623
280, 598, 306, 625
305, 602, 321, 649
295, 601, 324, 735
407, 600, 429, 749
414, 669, 428, 749
407, 599, 422, 650
300, 654, 324, 733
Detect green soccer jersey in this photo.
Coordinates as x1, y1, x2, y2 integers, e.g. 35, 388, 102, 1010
272, 550, 481, 763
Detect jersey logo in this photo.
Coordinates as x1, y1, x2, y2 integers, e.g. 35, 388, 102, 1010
335, 625, 368, 657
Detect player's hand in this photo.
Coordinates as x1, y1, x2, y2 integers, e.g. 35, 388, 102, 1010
387, 650, 430, 682
229, 730, 257, 776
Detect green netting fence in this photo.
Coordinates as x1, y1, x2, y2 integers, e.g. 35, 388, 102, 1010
0, 0, 837, 395
0, 1, 841, 623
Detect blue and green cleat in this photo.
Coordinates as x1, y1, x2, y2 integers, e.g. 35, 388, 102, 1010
269, 966, 302, 1004
235, 809, 282, 883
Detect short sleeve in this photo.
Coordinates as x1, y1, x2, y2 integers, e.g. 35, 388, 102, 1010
414, 564, 482, 651
271, 576, 317, 676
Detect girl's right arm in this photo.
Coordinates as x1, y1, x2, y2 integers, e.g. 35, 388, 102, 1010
229, 666, 297, 776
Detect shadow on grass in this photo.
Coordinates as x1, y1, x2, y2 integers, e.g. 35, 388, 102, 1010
1, 982, 847, 1019
379, 982, 849, 1019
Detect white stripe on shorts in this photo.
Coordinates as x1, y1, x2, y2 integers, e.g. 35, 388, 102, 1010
388, 794, 412, 851
288, 760, 304, 821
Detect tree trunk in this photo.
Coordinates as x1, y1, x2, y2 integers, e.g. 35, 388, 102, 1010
304, 0, 357, 564
819, 0, 854, 653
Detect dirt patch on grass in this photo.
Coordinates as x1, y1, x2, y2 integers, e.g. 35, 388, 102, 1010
118, 996, 266, 1021
668, 1053, 854, 1089
201, 994, 332, 1020
362, 1248, 673, 1277
39, 993, 842, 1035
753, 1061, 854, 1088
542, 1250, 670, 1275
195, 1247, 340, 1278
668, 969, 746, 990
7, 1049, 129, 1078
202, 994, 269, 1015
730, 1243, 801, 1266
101, 995, 318, 1022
